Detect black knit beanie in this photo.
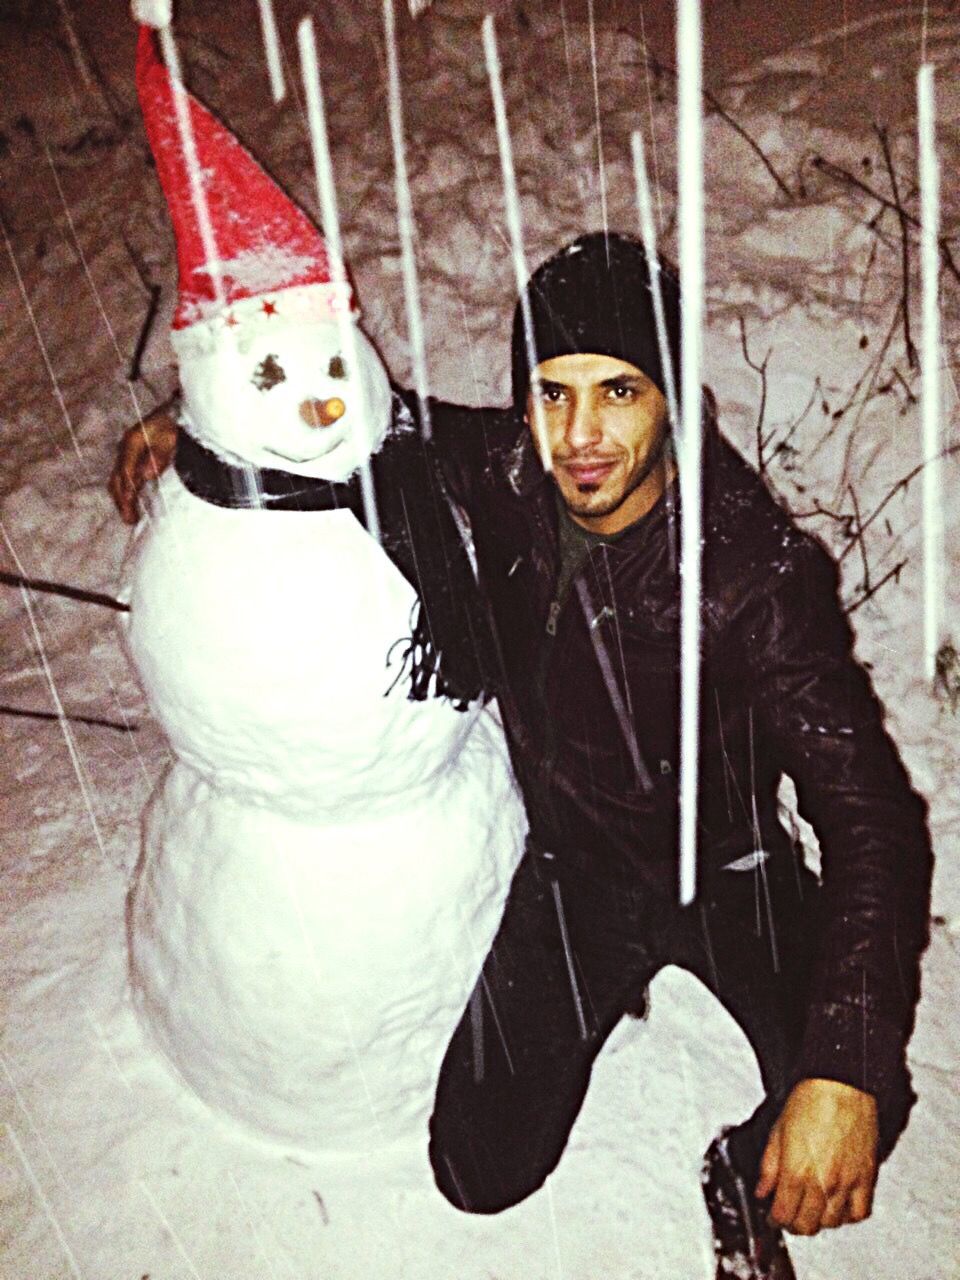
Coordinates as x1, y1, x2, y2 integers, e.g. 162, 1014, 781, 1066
511, 231, 681, 417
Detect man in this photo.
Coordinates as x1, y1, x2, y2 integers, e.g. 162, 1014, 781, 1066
111, 232, 932, 1280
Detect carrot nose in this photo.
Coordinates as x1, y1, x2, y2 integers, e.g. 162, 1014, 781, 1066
299, 397, 346, 428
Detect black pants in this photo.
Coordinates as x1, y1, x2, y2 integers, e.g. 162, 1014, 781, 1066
429, 840, 830, 1215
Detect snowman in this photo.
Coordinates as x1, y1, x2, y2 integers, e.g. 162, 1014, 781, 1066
123, 19, 525, 1151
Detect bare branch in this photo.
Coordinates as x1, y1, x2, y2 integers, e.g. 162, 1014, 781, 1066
837, 441, 960, 563
847, 484, 871, 592
737, 314, 771, 473
128, 284, 162, 382
0, 570, 130, 612
844, 558, 908, 615
875, 125, 918, 369
0, 703, 137, 733
811, 155, 960, 287
640, 54, 794, 201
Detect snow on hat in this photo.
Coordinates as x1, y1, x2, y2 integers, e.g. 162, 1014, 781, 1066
511, 231, 681, 417
136, 25, 355, 356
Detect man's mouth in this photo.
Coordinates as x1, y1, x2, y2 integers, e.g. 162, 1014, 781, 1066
559, 459, 617, 488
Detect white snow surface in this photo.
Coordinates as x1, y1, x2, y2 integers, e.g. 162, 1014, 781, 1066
1, 1, 958, 1277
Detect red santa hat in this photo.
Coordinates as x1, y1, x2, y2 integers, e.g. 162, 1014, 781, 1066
135, 22, 356, 355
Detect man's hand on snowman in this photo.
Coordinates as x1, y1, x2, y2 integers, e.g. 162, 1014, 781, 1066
109, 406, 180, 524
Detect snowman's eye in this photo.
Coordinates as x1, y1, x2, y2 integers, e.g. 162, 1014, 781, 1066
252, 355, 286, 391
328, 355, 347, 380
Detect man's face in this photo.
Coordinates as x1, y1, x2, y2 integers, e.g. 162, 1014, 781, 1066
526, 352, 671, 535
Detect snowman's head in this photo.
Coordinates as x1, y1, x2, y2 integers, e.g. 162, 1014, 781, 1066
175, 319, 393, 482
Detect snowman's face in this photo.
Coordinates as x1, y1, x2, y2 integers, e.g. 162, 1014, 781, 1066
178, 321, 392, 481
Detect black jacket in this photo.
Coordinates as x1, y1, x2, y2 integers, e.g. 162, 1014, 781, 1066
426, 394, 932, 1111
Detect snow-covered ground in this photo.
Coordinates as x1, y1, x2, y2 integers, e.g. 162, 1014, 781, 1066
1, 1, 958, 1276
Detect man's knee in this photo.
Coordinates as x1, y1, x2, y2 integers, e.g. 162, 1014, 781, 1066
428, 1113, 551, 1215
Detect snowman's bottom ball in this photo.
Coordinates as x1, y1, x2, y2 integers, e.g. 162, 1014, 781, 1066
128, 714, 525, 1151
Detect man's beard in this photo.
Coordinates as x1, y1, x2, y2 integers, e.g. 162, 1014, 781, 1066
557, 437, 669, 520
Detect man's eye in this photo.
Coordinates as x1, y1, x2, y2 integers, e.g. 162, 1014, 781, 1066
540, 387, 566, 404
607, 385, 637, 401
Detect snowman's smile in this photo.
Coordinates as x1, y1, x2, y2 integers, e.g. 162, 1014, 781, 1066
262, 434, 346, 464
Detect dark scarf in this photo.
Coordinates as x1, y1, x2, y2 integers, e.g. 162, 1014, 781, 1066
174, 396, 493, 709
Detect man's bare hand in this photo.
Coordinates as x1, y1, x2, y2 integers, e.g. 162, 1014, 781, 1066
756, 1078, 879, 1237
108, 410, 179, 525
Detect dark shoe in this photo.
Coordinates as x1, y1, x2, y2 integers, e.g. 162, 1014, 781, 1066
701, 1132, 797, 1280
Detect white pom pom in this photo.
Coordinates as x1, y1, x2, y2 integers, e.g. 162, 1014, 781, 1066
407, 0, 434, 14
132, 0, 173, 27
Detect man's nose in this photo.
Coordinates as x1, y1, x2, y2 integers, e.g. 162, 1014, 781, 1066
564, 396, 602, 451
299, 397, 346, 428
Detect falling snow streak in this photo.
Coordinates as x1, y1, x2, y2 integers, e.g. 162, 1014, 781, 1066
297, 17, 381, 543
544, 1181, 568, 1280
1, 214, 80, 465
139, 1180, 206, 1280
43, 144, 147, 431
676, 0, 705, 907
157, 24, 226, 308
81, 1009, 134, 1094
550, 878, 589, 1041
383, 0, 432, 440
575, 579, 653, 793
256, 0, 286, 103
637, 6, 665, 233
918, 65, 943, 684
630, 130, 679, 434
482, 15, 551, 470
55, 0, 93, 91
585, 0, 608, 234
0, 1057, 72, 1197
5, 1125, 85, 1280
0, 519, 109, 863
227, 1172, 286, 1280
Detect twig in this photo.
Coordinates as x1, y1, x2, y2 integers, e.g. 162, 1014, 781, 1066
811, 155, 960, 287
837, 441, 960, 563
120, 233, 154, 296
875, 125, 917, 369
847, 484, 871, 592
0, 570, 130, 612
737, 315, 771, 473
0, 703, 137, 733
54, 3, 128, 131
640, 54, 794, 200
844, 559, 907, 615
128, 284, 162, 382
891, 366, 918, 405
808, 301, 901, 465
792, 498, 856, 533
857, 233, 881, 314
776, 376, 824, 463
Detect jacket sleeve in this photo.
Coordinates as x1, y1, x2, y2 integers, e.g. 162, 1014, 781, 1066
744, 539, 933, 1107
396, 388, 513, 514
